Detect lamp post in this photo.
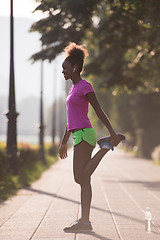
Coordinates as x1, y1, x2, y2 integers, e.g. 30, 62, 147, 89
5, 0, 19, 174
39, 60, 45, 163
52, 60, 57, 144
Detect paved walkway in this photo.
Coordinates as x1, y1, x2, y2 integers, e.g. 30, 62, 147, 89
0, 148, 160, 240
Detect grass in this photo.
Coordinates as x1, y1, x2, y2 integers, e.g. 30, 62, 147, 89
0, 142, 58, 201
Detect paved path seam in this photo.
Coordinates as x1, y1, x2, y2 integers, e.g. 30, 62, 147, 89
29, 185, 64, 240
98, 176, 123, 240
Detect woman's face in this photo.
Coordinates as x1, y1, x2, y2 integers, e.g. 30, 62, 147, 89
62, 60, 73, 80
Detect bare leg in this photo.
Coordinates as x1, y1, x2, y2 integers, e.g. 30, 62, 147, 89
82, 148, 109, 178
73, 141, 109, 222
80, 177, 92, 222
73, 141, 94, 222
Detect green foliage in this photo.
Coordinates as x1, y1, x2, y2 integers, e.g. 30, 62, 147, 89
31, 0, 160, 92
93, 91, 160, 159
30, 0, 99, 61
130, 92, 160, 158
0, 143, 58, 201
86, 0, 160, 91
0, 143, 5, 169
152, 145, 160, 165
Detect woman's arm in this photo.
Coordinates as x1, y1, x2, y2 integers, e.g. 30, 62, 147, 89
86, 92, 121, 146
59, 126, 71, 159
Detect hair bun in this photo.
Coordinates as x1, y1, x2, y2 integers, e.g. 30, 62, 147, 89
64, 42, 88, 60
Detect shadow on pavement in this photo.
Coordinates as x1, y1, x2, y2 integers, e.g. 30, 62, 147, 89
25, 186, 144, 225
76, 231, 113, 240
104, 179, 160, 190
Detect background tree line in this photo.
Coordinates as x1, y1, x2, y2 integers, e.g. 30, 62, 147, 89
31, 0, 160, 158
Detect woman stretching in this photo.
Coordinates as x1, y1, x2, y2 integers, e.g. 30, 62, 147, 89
59, 42, 124, 232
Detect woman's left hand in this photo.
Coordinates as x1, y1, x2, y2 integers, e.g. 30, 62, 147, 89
59, 143, 68, 159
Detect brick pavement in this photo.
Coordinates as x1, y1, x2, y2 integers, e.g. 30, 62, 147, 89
0, 148, 160, 240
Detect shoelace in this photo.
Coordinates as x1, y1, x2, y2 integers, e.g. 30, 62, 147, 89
69, 219, 91, 226
69, 219, 79, 226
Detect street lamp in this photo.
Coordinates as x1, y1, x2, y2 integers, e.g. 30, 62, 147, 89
39, 60, 45, 163
5, 0, 19, 174
52, 60, 57, 144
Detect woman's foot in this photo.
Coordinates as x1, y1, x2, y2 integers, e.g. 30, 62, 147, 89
97, 133, 125, 151
97, 138, 114, 150
63, 219, 93, 233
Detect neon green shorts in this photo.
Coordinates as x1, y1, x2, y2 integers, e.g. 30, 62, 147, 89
72, 128, 97, 147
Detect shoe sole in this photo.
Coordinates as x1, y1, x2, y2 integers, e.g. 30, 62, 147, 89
64, 229, 93, 233
97, 133, 125, 146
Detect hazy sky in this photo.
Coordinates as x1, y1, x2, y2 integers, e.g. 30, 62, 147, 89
0, 0, 42, 20
0, 0, 65, 108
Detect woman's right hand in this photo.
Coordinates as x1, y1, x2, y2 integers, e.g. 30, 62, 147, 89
111, 133, 121, 147
59, 143, 68, 159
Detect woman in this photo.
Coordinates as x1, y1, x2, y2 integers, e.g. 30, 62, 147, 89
59, 42, 123, 232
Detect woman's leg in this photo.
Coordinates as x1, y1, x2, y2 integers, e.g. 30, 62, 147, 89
73, 140, 110, 222
82, 148, 109, 178
73, 141, 94, 222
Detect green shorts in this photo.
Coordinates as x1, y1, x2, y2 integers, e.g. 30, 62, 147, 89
72, 128, 97, 147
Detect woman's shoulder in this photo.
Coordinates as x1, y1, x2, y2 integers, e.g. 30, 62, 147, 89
80, 79, 95, 94
80, 79, 93, 87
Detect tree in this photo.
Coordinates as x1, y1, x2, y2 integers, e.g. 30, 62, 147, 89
31, 0, 160, 91
86, 0, 160, 91
30, 0, 99, 61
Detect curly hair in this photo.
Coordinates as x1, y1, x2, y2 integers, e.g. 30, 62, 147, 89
64, 42, 88, 72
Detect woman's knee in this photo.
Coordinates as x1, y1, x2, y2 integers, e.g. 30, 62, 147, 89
74, 174, 82, 184
74, 174, 90, 185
